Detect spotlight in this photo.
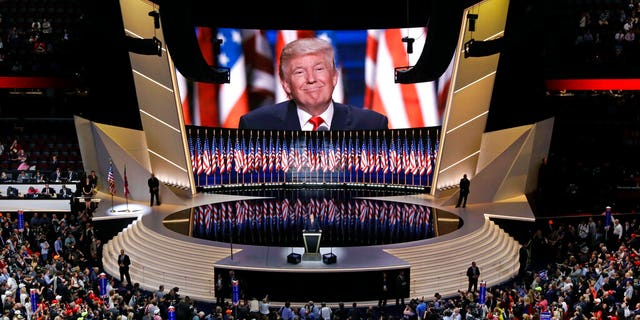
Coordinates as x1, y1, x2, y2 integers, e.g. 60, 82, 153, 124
126, 36, 163, 57
463, 37, 504, 58
467, 13, 478, 32
402, 37, 415, 54
148, 11, 160, 29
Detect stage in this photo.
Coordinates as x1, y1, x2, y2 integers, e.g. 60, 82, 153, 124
94, 186, 531, 304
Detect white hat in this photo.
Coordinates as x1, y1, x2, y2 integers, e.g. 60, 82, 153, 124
14, 311, 20, 315
594, 298, 601, 303
154, 309, 160, 314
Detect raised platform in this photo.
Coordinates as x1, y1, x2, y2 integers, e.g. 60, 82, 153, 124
97, 190, 530, 305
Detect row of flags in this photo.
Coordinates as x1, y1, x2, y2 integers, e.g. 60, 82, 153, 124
106, 159, 130, 198
178, 28, 453, 129
187, 128, 439, 185
191, 198, 432, 244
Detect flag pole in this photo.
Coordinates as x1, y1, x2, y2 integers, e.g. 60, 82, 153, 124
125, 164, 130, 212
111, 193, 115, 212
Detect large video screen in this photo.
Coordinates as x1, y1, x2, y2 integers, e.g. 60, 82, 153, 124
177, 28, 454, 130
180, 28, 451, 188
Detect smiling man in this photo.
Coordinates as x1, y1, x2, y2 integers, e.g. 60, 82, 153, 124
238, 37, 388, 131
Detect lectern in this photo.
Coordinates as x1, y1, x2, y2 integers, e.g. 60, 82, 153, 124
302, 230, 322, 260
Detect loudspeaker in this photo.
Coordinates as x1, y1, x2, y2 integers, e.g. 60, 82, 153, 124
322, 253, 337, 264
287, 253, 301, 264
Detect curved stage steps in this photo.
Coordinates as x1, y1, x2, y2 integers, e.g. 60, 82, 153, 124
102, 211, 521, 305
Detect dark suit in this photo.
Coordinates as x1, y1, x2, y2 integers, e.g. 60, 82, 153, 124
118, 252, 132, 285
456, 175, 470, 208
238, 101, 388, 130
148, 175, 160, 206
304, 216, 320, 232
466, 264, 480, 293
40, 186, 56, 198
58, 186, 73, 198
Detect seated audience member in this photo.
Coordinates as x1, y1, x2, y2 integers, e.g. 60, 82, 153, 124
25, 186, 39, 198
34, 170, 46, 183
6, 186, 19, 198
40, 183, 56, 198
14, 149, 30, 171
50, 167, 63, 182
0, 171, 9, 182
16, 171, 29, 183
58, 185, 73, 198
66, 167, 77, 182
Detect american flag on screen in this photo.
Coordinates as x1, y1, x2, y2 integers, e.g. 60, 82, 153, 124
364, 28, 452, 129
217, 28, 250, 128
242, 29, 275, 108
178, 27, 250, 128
178, 27, 218, 127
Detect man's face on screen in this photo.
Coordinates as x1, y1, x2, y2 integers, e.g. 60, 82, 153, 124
281, 52, 338, 115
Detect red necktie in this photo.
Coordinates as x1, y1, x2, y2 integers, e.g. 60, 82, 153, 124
309, 116, 324, 131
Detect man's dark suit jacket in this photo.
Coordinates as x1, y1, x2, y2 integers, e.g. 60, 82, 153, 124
304, 217, 320, 232
238, 101, 389, 130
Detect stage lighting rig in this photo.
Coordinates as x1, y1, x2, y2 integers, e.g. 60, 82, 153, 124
463, 37, 504, 58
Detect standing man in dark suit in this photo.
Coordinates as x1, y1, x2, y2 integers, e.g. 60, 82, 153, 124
378, 271, 389, 308
304, 213, 320, 232
466, 261, 480, 293
148, 172, 160, 206
118, 249, 132, 286
238, 37, 388, 131
456, 174, 470, 208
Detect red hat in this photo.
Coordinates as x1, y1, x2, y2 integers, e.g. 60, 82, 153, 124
51, 300, 58, 305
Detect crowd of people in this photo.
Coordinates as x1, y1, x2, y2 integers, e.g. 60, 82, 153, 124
548, 0, 640, 76
0, 0, 86, 76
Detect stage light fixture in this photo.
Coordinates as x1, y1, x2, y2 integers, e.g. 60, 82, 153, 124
126, 36, 163, 57
402, 36, 415, 54
148, 11, 160, 29
463, 37, 504, 58
467, 13, 478, 32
